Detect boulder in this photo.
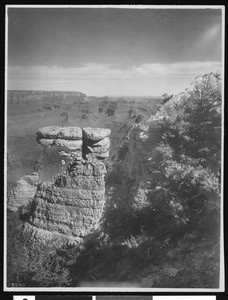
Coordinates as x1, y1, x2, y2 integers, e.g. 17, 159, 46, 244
37, 138, 54, 148
37, 126, 82, 140
57, 127, 82, 140
83, 127, 111, 141
36, 126, 61, 139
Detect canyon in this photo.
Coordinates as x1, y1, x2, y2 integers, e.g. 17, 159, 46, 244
7, 90, 162, 186
6, 78, 221, 289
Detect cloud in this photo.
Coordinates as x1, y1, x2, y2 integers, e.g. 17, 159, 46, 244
7, 61, 222, 96
133, 61, 222, 76
202, 23, 222, 43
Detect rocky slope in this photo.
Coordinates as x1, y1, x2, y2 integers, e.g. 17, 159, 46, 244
16, 126, 111, 245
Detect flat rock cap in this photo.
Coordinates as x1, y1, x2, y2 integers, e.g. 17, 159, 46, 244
37, 126, 82, 140
58, 127, 83, 140
83, 127, 111, 141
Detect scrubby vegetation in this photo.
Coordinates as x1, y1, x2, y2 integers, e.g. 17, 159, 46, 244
7, 72, 222, 287
102, 71, 221, 242
7, 210, 73, 287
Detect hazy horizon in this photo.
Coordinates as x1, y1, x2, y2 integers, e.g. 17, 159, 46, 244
7, 6, 223, 97
7, 88, 163, 98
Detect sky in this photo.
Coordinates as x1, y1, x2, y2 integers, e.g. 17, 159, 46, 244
7, 6, 223, 96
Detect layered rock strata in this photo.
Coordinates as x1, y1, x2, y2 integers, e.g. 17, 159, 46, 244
23, 126, 111, 244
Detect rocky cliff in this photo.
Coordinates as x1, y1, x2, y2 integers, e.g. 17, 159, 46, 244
8, 90, 86, 103
21, 126, 111, 245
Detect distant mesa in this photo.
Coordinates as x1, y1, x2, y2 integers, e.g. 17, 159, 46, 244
7, 90, 87, 102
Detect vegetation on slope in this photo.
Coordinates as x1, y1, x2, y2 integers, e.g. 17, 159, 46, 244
7, 72, 222, 287
68, 72, 221, 288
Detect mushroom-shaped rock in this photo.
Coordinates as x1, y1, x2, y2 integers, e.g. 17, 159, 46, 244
24, 125, 111, 244
83, 127, 111, 141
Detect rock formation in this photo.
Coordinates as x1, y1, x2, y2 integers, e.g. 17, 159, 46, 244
22, 126, 111, 245
7, 173, 40, 212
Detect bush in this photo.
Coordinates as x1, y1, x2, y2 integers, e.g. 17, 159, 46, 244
104, 72, 221, 241
146, 72, 221, 236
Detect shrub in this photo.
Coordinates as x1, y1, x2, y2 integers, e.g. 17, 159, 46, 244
7, 211, 72, 287
146, 72, 221, 236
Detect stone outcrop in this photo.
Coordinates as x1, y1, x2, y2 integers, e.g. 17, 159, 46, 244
83, 127, 111, 160
8, 173, 40, 212
23, 126, 111, 244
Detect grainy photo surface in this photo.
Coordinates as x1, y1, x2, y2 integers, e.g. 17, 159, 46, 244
5, 5, 224, 291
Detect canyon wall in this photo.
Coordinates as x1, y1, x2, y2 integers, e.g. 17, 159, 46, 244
8, 90, 86, 103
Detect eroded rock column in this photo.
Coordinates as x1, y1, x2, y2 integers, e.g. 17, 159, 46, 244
24, 126, 111, 244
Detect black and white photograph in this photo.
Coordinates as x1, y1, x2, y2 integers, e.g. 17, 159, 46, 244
4, 5, 224, 291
